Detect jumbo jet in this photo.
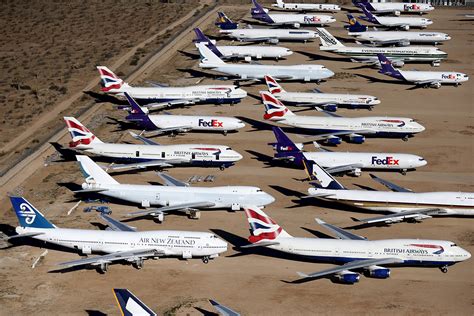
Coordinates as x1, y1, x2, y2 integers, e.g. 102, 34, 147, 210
272, 0, 340, 12
251, 0, 336, 28
124, 92, 245, 136
315, 28, 447, 67
198, 43, 334, 82
359, 5, 433, 30
241, 206, 470, 284
270, 127, 427, 176
260, 91, 425, 144
304, 158, 474, 225
347, 15, 451, 46
194, 28, 293, 61
64, 116, 243, 171
264, 75, 380, 111
377, 53, 469, 89
75, 155, 275, 221
97, 66, 246, 109
353, 0, 434, 15
7, 197, 228, 273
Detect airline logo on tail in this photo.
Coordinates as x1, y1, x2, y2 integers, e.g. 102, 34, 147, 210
245, 207, 282, 243
261, 92, 289, 120
97, 66, 124, 92
17, 202, 36, 224
64, 117, 96, 147
265, 75, 283, 94
348, 15, 357, 26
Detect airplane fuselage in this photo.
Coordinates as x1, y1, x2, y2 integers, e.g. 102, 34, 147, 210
272, 3, 340, 12
255, 13, 336, 26
399, 70, 469, 85
220, 28, 318, 43
365, 3, 434, 14
273, 91, 380, 108
349, 31, 451, 45
370, 16, 433, 28
216, 45, 293, 59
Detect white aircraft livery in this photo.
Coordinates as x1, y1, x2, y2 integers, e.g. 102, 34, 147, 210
272, 0, 340, 12
359, 5, 433, 30
64, 116, 243, 171
304, 158, 474, 225
242, 206, 470, 284
353, 0, 434, 15
260, 91, 425, 144
8, 197, 228, 273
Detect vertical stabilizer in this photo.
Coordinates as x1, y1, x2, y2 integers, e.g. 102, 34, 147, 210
264, 75, 286, 94
113, 289, 156, 316
244, 206, 292, 244
76, 155, 119, 185
64, 117, 103, 148
96, 66, 128, 93
10, 196, 56, 229
260, 91, 295, 121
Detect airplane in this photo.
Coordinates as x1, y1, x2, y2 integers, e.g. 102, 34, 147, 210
353, 0, 435, 15
377, 53, 469, 89
7, 196, 228, 273
123, 92, 245, 136
197, 42, 334, 82
260, 91, 425, 144
74, 155, 275, 221
304, 157, 474, 225
216, 12, 319, 44
315, 28, 447, 67
97, 66, 247, 109
270, 126, 427, 176
272, 0, 340, 12
193, 28, 293, 61
347, 14, 451, 46
63, 116, 243, 171
264, 75, 380, 111
113, 289, 240, 316
250, 0, 336, 28
359, 4, 433, 30
241, 206, 470, 284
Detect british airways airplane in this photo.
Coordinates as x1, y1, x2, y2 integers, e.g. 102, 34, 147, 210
353, 0, 434, 15
241, 206, 470, 284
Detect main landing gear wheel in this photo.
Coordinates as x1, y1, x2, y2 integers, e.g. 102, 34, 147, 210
134, 258, 144, 270
440, 266, 448, 273
202, 256, 209, 264
402, 136, 409, 142
98, 262, 109, 274
220, 165, 226, 171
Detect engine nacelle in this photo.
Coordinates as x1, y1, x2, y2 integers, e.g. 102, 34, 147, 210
348, 168, 362, 177
240, 74, 248, 79
348, 133, 365, 144
268, 38, 279, 44
323, 104, 338, 112
403, 25, 410, 31
394, 10, 401, 16
293, 22, 301, 28
324, 136, 342, 146
365, 266, 391, 279
244, 56, 252, 62
141, 200, 151, 208
151, 212, 164, 222
231, 203, 241, 211
333, 271, 360, 284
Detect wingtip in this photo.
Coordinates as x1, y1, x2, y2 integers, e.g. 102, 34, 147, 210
296, 271, 308, 278
209, 299, 218, 306
315, 218, 325, 225
350, 217, 361, 222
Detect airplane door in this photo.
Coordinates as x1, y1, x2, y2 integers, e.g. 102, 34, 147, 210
155, 193, 160, 203
136, 151, 140, 158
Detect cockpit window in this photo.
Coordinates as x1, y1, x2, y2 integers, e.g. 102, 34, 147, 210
226, 147, 232, 150
256, 189, 263, 192
451, 243, 457, 247
419, 158, 425, 161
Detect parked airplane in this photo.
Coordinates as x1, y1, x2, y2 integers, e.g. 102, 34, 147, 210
241, 206, 470, 284
315, 28, 447, 67
198, 43, 334, 82
97, 66, 246, 109
359, 5, 433, 30
270, 127, 427, 176
251, 0, 336, 28
377, 53, 469, 89
216, 12, 319, 44
347, 15, 450, 46
260, 91, 425, 144
7, 197, 228, 273
64, 116, 243, 171
272, 0, 340, 12
353, 0, 434, 15
75, 155, 275, 221
124, 92, 245, 136
304, 158, 474, 225
264, 75, 380, 111
194, 28, 293, 61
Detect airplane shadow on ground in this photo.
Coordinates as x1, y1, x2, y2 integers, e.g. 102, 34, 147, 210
178, 50, 200, 60
245, 150, 302, 171
83, 91, 127, 105
194, 307, 218, 316
296, 50, 349, 63
355, 73, 410, 86
85, 310, 107, 316
105, 116, 138, 132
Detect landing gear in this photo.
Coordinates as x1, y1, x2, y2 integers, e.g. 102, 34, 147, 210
133, 258, 144, 270
98, 262, 109, 274
220, 165, 226, 171
223, 130, 228, 136
402, 136, 409, 142
440, 265, 448, 273
202, 256, 209, 264
188, 210, 201, 220
401, 169, 407, 175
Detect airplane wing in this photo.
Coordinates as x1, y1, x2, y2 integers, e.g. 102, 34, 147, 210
143, 126, 194, 137
414, 79, 441, 86
146, 80, 169, 87
296, 257, 403, 281
315, 218, 367, 240
127, 201, 216, 217
73, 188, 109, 194
7, 232, 45, 240
240, 241, 280, 249
58, 249, 163, 268
352, 208, 448, 225
157, 172, 189, 187
100, 213, 137, 232
106, 159, 190, 171
299, 130, 375, 143
144, 99, 200, 110
325, 163, 364, 175
369, 174, 412, 192
129, 132, 160, 145
209, 300, 241, 316
369, 38, 410, 46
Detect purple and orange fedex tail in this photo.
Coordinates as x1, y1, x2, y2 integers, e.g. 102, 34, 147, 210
377, 54, 404, 80
97, 66, 129, 93
264, 75, 286, 94
260, 91, 294, 121
64, 117, 103, 148
244, 207, 291, 244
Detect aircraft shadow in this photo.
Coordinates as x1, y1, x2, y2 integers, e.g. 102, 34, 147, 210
296, 50, 349, 63
178, 50, 200, 60
194, 307, 218, 316
85, 310, 107, 316
355, 73, 409, 85
268, 185, 306, 198
83, 91, 127, 105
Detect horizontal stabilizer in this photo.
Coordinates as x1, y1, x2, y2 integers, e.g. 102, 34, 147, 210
240, 241, 280, 248
100, 214, 136, 232
369, 174, 411, 192
315, 218, 366, 240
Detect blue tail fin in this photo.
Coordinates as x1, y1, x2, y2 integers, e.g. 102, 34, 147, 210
113, 289, 156, 316
251, 0, 274, 23
193, 28, 223, 57
10, 197, 55, 229
360, 4, 377, 23
215, 12, 239, 30
347, 14, 367, 32
271, 127, 304, 163
353, 0, 374, 11
377, 54, 404, 79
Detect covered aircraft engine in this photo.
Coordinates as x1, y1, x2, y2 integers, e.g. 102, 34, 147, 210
348, 133, 365, 144
333, 271, 360, 284
323, 104, 338, 112
293, 22, 301, 28
403, 25, 410, 31
244, 56, 252, 62
348, 168, 362, 177
365, 266, 391, 279
324, 136, 342, 146
268, 38, 279, 45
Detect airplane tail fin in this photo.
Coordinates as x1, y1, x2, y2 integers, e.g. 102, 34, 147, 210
377, 54, 403, 79
260, 91, 294, 121
113, 289, 156, 316
271, 127, 304, 162
64, 117, 103, 148
124, 92, 148, 115
251, 0, 274, 23
193, 28, 223, 57
264, 75, 286, 94
353, 0, 375, 11
315, 28, 345, 49
10, 196, 56, 229
96, 66, 128, 93
302, 155, 345, 190
215, 12, 239, 30
209, 300, 240, 316
359, 4, 377, 23
347, 14, 367, 32
244, 206, 292, 244
197, 42, 225, 65
76, 155, 119, 185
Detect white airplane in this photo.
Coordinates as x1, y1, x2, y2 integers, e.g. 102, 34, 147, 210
260, 91, 425, 145
359, 5, 433, 30
241, 206, 470, 284
304, 158, 474, 225
264, 75, 380, 111
353, 0, 435, 15
74, 155, 275, 221
194, 28, 293, 61
347, 14, 451, 46
270, 127, 427, 176
315, 28, 447, 67
198, 43, 334, 82
97, 66, 246, 109
272, 0, 340, 12
7, 196, 228, 273
64, 116, 243, 171
251, 0, 336, 28
377, 53, 469, 89
123, 92, 245, 136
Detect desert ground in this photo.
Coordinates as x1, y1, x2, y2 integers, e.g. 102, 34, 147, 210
0, 2, 473, 315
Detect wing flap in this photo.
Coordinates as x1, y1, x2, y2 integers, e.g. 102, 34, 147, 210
325, 163, 364, 175
315, 218, 366, 240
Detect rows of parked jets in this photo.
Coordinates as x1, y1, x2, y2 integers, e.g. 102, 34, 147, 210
7, 1, 473, 299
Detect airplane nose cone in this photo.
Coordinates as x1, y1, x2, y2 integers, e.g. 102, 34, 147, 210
446, 36, 452, 40
236, 88, 247, 98
263, 193, 276, 206
234, 151, 243, 161
418, 158, 428, 167
236, 121, 246, 129
415, 123, 426, 133
325, 70, 335, 79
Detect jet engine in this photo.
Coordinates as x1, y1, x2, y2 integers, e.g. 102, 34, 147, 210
322, 104, 338, 112
323, 136, 342, 146
402, 25, 410, 31
347, 133, 365, 144
365, 266, 391, 279
267, 38, 279, 44
333, 271, 360, 284
293, 22, 301, 28
348, 167, 362, 177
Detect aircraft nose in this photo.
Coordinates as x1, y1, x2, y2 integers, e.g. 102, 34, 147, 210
325, 69, 335, 78
446, 36, 452, 40
417, 157, 428, 167
236, 121, 246, 129
234, 151, 243, 161
415, 123, 426, 133
219, 239, 228, 252
236, 88, 248, 98
264, 192, 276, 205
